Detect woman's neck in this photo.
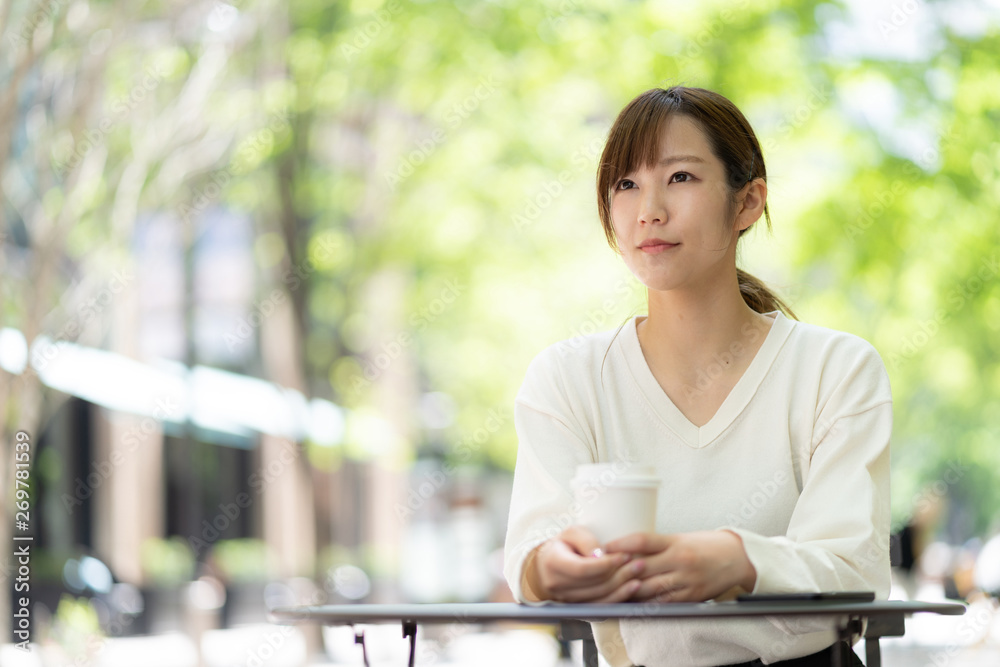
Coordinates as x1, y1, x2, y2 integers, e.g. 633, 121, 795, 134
638, 282, 773, 385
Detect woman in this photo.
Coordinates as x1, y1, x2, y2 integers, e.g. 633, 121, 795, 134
503, 87, 891, 667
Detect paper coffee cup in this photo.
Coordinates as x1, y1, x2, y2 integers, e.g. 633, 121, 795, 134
571, 463, 659, 545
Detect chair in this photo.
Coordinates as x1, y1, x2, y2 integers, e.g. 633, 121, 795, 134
557, 615, 904, 667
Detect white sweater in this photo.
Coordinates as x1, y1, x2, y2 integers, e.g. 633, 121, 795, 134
503, 311, 892, 667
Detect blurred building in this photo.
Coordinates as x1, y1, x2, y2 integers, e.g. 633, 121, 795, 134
18, 207, 334, 628
9, 204, 511, 643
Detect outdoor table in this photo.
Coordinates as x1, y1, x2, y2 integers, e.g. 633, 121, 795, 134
270, 599, 966, 667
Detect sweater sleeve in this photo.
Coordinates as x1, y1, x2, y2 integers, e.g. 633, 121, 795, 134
502, 346, 599, 603
725, 342, 893, 598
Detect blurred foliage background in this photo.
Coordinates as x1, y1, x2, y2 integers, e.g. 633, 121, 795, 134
2, 0, 1000, 588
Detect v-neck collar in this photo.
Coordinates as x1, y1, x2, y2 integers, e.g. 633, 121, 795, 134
617, 310, 794, 449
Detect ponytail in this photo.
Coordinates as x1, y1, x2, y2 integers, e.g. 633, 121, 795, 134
738, 269, 797, 319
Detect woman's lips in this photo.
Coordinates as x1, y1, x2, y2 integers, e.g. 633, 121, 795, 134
639, 242, 679, 254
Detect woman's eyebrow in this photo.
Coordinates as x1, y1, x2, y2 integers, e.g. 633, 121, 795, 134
657, 154, 706, 166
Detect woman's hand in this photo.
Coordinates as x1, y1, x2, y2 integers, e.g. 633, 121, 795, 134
603, 530, 757, 602
523, 526, 646, 603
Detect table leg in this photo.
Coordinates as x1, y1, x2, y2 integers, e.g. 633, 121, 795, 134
582, 636, 599, 667
865, 638, 881, 667
354, 628, 371, 667
403, 621, 417, 667
832, 617, 863, 667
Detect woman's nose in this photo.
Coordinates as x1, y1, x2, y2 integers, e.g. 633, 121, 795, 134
638, 189, 665, 225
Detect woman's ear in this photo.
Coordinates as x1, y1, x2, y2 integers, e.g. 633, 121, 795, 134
737, 178, 767, 231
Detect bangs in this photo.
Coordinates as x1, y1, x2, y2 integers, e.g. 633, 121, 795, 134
596, 90, 684, 249
599, 92, 681, 193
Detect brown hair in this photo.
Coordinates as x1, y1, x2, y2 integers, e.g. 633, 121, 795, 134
596, 86, 796, 319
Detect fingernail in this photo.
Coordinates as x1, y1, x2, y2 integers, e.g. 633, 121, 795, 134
620, 553, 632, 564
631, 560, 645, 573
629, 580, 641, 592
591, 548, 604, 558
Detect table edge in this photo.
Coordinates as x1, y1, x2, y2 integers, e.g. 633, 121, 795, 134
268, 600, 967, 626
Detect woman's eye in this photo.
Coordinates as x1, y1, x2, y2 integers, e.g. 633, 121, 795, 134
670, 172, 691, 183
615, 179, 636, 191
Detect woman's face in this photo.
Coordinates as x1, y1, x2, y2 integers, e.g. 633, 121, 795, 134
610, 115, 745, 293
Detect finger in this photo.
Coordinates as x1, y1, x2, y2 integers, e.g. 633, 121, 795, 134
631, 572, 681, 602
604, 532, 672, 555
541, 540, 634, 588
550, 536, 632, 572
593, 578, 643, 604
548, 559, 645, 602
556, 551, 635, 587
650, 585, 696, 603
560, 525, 603, 556
552, 560, 645, 602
